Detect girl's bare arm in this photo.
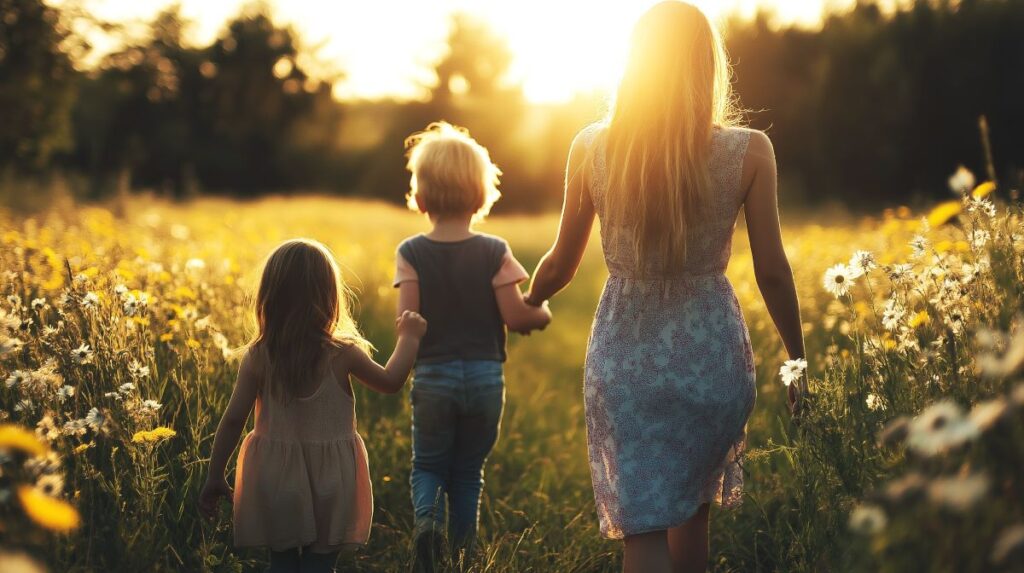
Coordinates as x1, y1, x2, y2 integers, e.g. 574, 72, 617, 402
347, 310, 426, 394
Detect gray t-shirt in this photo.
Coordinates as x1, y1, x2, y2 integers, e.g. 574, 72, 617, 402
394, 234, 529, 363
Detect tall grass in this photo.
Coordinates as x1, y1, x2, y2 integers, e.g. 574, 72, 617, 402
0, 188, 1021, 572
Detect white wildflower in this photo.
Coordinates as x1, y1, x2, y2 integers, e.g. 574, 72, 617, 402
62, 418, 88, 436
81, 292, 99, 309
30, 298, 47, 311
35, 473, 64, 496
14, 398, 33, 412
991, 524, 1024, 565
909, 235, 929, 258
969, 229, 990, 250
141, 399, 162, 412
84, 407, 106, 432
35, 415, 61, 442
823, 264, 855, 298
966, 196, 996, 218
5, 370, 29, 389
849, 250, 877, 277
0, 337, 24, 356
185, 258, 206, 272
849, 504, 887, 534
128, 360, 150, 379
866, 393, 884, 411
968, 398, 1008, 432
118, 382, 136, 394
948, 165, 976, 195
71, 344, 93, 365
778, 358, 808, 387
58, 385, 76, 402
886, 264, 914, 283
906, 399, 979, 457
881, 299, 905, 331
927, 472, 989, 512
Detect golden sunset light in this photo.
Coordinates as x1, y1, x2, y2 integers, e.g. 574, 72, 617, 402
72, 0, 865, 102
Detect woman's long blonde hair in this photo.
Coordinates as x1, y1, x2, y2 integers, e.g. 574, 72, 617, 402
247, 239, 370, 401
603, 1, 739, 268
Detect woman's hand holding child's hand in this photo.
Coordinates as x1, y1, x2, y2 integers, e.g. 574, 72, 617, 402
396, 310, 428, 339
198, 477, 232, 520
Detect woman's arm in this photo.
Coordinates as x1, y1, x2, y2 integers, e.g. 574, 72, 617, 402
199, 350, 261, 519
742, 131, 806, 406
526, 131, 597, 304
347, 310, 426, 394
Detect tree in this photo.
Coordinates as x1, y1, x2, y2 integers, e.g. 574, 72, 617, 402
0, 0, 78, 171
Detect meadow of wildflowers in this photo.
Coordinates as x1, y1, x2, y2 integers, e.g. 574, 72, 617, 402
0, 178, 1021, 572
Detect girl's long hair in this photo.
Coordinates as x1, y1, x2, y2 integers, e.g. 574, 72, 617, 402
247, 239, 371, 401
603, 1, 739, 268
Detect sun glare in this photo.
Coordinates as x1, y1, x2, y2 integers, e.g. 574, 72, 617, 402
75, 0, 848, 103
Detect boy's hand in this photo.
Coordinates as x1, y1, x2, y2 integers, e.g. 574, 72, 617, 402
396, 310, 428, 339
198, 477, 232, 520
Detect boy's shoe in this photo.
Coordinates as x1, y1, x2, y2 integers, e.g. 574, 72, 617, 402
411, 529, 446, 573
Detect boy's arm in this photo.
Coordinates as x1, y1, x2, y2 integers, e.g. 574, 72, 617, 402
496, 283, 551, 334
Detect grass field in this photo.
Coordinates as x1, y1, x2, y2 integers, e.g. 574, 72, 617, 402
1, 192, 1022, 572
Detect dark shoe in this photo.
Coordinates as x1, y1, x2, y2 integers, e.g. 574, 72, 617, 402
411, 529, 445, 573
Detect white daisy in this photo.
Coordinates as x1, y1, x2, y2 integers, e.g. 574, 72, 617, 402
5, 370, 29, 389
71, 344, 93, 365
886, 263, 914, 283
909, 235, 929, 258
823, 264, 855, 298
118, 382, 136, 394
947, 165, 975, 195
62, 418, 88, 436
849, 250, 877, 277
58, 385, 76, 402
848, 504, 887, 534
84, 407, 105, 431
141, 399, 162, 412
35, 473, 64, 497
81, 292, 99, 309
778, 358, 808, 387
30, 298, 47, 311
927, 472, 989, 512
906, 399, 979, 457
128, 360, 150, 379
881, 299, 905, 331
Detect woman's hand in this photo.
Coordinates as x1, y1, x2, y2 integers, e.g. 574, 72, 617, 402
198, 477, 232, 520
396, 310, 427, 339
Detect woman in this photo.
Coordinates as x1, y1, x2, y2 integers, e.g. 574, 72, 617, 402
525, 3, 805, 572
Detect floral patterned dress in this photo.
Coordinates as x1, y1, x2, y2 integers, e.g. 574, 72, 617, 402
580, 124, 757, 539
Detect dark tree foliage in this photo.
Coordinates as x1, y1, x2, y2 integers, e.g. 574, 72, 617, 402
0, 0, 78, 171
12, 0, 1024, 207
729, 0, 1024, 202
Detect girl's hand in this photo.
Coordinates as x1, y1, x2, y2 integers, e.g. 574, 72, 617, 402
198, 477, 232, 520
396, 310, 427, 339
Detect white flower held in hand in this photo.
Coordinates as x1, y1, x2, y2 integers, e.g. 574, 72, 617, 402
779, 358, 808, 387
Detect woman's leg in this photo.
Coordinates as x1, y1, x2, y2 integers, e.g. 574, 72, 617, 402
666, 503, 710, 573
299, 548, 339, 573
623, 530, 672, 573
266, 548, 300, 573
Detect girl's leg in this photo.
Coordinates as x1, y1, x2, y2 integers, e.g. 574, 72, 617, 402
666, 503, 710, 573
266, 548, 300, 573
299, 547, 339, 573
623, 530, 672, 573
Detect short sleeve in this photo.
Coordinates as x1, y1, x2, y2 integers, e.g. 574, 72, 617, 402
393, 252, 419, 287
492, 245, 530, 288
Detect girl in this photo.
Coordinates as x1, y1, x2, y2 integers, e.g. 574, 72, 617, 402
394, 122, 551, 571
526, 3, 805, 572
198, 238, 427, 573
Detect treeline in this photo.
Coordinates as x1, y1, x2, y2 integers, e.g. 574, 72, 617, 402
1, 0, 1022, 211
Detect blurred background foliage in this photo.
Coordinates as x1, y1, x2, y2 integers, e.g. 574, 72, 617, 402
1, 0, 1022, 211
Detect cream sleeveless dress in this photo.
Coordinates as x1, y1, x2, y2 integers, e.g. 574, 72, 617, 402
233, 358, 373, 552
580, 123, 758, 539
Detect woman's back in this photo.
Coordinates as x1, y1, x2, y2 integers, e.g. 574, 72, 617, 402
584, 124, 753, 278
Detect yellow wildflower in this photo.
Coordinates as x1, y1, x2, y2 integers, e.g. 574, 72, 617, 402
159, 333, 174, 342
186, 339, 201, 349
132, 427, 177, 443
72, 443, 91, 454
927, 201, 962, 228
0, 424, 49, 457
910, 310, 931, 328
971, 181, 996, 199
17, 485, 80, 532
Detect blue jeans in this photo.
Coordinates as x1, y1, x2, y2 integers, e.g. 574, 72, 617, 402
410, 360, 505, 548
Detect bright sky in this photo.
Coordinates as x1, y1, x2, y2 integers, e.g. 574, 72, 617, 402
74, 0, 857, 103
